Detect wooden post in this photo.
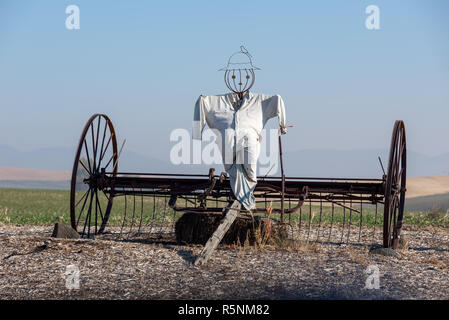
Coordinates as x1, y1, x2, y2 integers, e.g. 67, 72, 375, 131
194, 200, 241, 266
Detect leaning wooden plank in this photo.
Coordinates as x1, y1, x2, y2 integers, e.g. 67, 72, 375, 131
194, 200, 241, 266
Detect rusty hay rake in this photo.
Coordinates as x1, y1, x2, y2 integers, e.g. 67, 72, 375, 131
70, 114, 406, 249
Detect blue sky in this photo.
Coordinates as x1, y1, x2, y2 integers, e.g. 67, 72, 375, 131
0, 0, 448, 163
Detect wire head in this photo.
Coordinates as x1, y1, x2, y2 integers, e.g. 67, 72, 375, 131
219, 46, 260, 95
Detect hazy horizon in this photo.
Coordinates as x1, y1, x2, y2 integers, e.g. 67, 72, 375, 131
1, 143, 448, 178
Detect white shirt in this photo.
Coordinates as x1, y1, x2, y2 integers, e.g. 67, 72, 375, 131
193, 92, 286, 142
193, 91, 287, 209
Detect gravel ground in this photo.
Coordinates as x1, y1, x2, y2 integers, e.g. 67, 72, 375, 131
0, 225, 448, 300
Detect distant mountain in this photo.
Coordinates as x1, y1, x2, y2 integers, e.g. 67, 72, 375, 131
0, 144, 448, 178
0, 145, 75, 171
0, 145, 217, 175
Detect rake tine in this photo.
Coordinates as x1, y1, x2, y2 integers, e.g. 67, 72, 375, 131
147, 190, 156, 235
373, 202, 378, 242
137, 188, 144, 234
151, 190, 156, 223
317, 193, 323, 242
328, 202, 334, 242
358, 195, 363, 242
126, 185, 137, 240
307, 199, 312, 242
341, 199, 346, 244
159, 195, 168, 237
288, 197, 291, 225
347, 199, 353, 244
119, 190, 127, 240
172, 195, 177, 230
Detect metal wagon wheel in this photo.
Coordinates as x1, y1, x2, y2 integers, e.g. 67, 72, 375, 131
70, 114, 118, 237
383, 120, 407, 249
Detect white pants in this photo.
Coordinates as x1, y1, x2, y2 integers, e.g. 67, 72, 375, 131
217, 128, 260, 210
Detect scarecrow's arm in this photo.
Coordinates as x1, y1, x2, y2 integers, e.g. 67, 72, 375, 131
261, 94, 287, 134
193, 95, 207, 140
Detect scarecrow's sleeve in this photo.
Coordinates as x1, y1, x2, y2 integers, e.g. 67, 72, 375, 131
193, 95, 207, 140
261, 94, 287, 132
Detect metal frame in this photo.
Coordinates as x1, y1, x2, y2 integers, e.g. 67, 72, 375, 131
69, 114, 407, 249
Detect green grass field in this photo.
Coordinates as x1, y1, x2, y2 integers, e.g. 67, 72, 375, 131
0, 188, 448, 229
0, 188, 71, 225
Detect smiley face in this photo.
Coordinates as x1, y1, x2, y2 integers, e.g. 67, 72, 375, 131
225, 69, 255, 95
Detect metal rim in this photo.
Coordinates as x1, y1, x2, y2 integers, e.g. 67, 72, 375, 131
70, 114, 118, 237
383, 120, 407, 249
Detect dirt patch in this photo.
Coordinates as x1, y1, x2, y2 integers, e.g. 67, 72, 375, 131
0, 225, 448, 300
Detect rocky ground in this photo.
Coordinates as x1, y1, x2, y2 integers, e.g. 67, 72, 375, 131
0, 225, 448, 300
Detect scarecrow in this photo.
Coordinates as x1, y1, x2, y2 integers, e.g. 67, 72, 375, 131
193, 46, 287, 210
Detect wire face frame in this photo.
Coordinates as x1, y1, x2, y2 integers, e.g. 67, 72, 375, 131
219, 46, 261, 96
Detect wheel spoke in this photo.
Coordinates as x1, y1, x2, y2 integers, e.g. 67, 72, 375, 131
83, 139, 93, 174
389, 196, 398, 232
392, 149, 400, 185
98, 118, 109, 169
94, 117, 101, 172
95, 190, 98, 235
77, 188, 91, 227
397, 167, 405, 187
82, 191, 94, 238
395, 142, 401, 175
391, 200, 398, 243
75, 188, 90, 208
78, 159, 91, 176
399, 139, 405, 162
95, 190, 105, 222
90, 123, 97, 173
100, 135, 112, 163
102, 190, 111, 201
